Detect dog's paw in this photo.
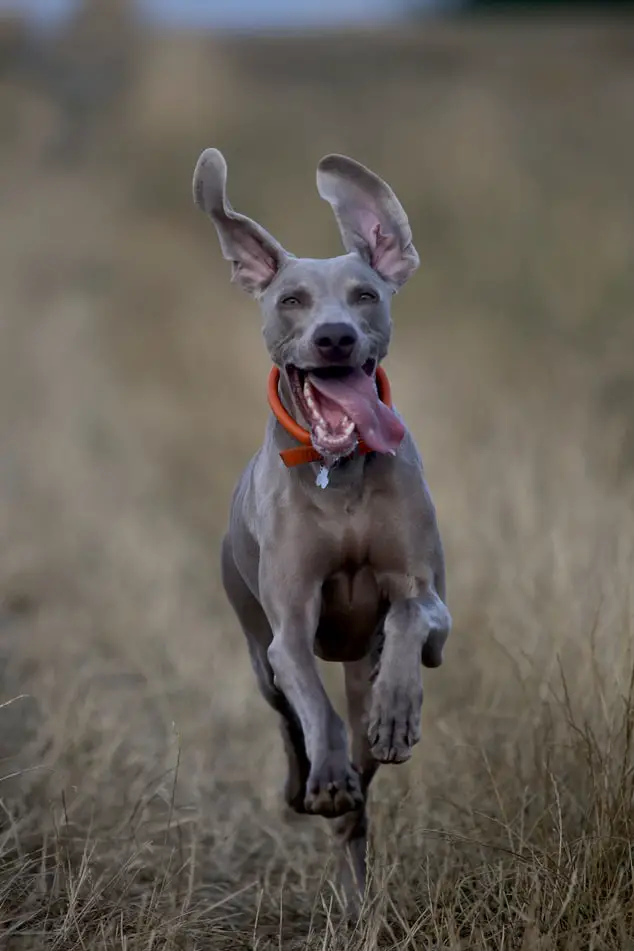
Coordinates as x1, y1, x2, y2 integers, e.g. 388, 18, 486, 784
367, 677, 423, 764
304, 752, 364, 818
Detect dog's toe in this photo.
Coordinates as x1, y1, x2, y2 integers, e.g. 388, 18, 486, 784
304, 754, 363, 817
367, 678, 423, 764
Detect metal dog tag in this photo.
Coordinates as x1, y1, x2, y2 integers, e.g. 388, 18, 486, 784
316, 465, 330, 489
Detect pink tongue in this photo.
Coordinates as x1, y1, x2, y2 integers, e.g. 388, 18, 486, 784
308, 369, 405, 454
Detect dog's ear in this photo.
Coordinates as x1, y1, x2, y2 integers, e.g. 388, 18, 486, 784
316, 155, 419, 290
193, 149, 290, 297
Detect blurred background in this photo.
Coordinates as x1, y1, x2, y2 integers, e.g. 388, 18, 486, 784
1, 1, 634, 947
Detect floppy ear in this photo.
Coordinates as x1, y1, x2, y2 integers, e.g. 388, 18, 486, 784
193, 148, 290, 297
316, 154, 419, 290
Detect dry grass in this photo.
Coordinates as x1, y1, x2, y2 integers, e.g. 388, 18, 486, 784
2, 11, 634, 948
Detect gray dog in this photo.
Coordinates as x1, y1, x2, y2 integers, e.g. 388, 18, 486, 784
193, 148, 451, 901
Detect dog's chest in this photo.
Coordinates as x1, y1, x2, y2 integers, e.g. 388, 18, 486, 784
311, 496, 412, 663
315, 487, 409, 575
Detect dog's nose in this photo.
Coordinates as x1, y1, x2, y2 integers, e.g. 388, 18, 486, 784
312, 322, 358, 362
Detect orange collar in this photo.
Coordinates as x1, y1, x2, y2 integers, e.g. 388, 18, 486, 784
267, 365, 393, 468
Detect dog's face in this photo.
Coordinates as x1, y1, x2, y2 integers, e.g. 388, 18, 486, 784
260, 253, 391, 371
260, 253, 396, 456
193, 150, 419, 458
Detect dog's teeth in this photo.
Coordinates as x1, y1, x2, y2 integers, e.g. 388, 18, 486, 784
312, 407, 327, 427
320, 430, 353, 448
303, 379, 327, 427
311, 403, 357, 453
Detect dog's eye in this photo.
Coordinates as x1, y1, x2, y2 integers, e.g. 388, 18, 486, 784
355, 289, 379, 304
279, 295, 302, 307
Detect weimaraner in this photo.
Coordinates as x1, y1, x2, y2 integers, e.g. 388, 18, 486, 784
192, 148, 451, 903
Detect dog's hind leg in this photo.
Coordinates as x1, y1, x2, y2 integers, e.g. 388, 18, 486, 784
333, 655, 379, 907
221, 534, 310, 812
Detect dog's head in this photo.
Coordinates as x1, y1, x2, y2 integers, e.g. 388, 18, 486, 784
193, 149, 419, 459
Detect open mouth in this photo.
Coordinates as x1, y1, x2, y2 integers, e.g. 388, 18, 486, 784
287, 358, 405, 459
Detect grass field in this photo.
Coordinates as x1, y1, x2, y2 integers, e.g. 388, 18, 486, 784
2, 11, 634, 948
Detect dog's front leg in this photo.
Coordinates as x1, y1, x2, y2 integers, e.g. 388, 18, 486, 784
368, 587, 451, 764
262, 574, 363, 818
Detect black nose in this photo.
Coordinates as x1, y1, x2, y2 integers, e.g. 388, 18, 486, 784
312, 322, 358, 362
